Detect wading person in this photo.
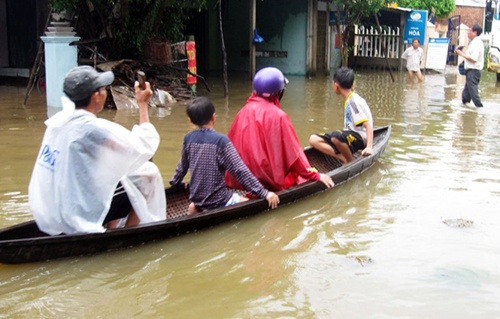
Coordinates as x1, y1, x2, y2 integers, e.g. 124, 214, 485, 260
170, 97, 279, 215
309, 67, 373, 165
29, 66, 166, 235
401, 38, 424, 83
456, 23, 484, 107
225, 67, 334, 192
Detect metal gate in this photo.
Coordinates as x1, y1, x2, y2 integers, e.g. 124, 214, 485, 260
447, 15, 461, 65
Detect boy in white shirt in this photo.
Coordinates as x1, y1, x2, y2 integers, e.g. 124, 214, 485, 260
309, 68, 373, 165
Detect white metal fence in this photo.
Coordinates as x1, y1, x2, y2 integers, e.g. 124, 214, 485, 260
354, 25, 400, 58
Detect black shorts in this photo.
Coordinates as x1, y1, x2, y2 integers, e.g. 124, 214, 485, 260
315, 130, 365, 155
102, 182, 132, 225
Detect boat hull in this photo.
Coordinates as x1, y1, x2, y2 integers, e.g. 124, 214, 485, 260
0, 126, 391, 264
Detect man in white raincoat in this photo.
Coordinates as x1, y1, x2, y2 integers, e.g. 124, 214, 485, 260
29, 66, 166, 235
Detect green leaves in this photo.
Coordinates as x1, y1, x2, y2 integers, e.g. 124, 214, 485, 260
329, 0, 394, 66
49, 0, 78, 12
398, 0, 455, 18
330, 0, 394, 24
48, 0, 208, 59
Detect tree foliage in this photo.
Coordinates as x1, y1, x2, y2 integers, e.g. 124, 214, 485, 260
329, 0, 394, 66
49, 0, 208, 59
397, 0, 455, 18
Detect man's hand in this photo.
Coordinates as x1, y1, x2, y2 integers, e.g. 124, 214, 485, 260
361, 146, 373, 156
135, 81, 153, 106
135, 81, 153, 124
266, 192, 280, 209
319, 174, 335, 188
457, 50, 477, 64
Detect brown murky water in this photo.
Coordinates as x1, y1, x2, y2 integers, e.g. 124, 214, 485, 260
1, 70, 500, 318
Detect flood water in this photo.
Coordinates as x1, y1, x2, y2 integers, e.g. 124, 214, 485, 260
1, 70, 500, 318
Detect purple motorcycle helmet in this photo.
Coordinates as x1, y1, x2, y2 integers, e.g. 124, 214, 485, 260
253, 67, 288, 98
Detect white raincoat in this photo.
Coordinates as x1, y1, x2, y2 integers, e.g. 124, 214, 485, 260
29, 100, 166, 235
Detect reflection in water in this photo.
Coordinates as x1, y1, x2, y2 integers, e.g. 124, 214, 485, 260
243, 218, 294, 294
1, 70, 500, 318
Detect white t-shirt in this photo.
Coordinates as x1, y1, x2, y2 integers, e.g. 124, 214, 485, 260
465, 36, 484, 70
29, 107, 166, 235
344, 93, 373, 142
401, 46, 423, 71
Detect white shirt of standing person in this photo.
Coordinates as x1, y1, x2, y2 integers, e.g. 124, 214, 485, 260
465, 36, 484, 70
402, 46, 423, 72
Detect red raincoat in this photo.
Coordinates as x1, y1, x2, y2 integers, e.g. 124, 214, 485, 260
225, 93, 320, 191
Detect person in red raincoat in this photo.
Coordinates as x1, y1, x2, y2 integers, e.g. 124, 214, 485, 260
225, 67, 334, 192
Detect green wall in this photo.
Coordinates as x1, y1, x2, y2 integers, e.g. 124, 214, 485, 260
209, 0, 308, 75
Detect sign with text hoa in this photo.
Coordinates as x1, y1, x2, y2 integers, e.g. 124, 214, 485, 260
425, 38, 449, 70
404, 10, 427, 44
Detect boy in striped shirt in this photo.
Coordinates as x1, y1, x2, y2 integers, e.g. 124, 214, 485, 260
170, 97, 279, 215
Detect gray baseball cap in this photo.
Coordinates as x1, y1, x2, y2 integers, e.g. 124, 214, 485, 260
63, 66, 114, 101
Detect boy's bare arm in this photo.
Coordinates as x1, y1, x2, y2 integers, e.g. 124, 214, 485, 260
361, 121, 373, 156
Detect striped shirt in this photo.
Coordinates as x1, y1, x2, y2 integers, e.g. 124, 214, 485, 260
170, 127, 268, 209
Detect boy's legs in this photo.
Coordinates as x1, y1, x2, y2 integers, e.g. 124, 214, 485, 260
313, 130, 365, 165
225, 193, 248, 207
309, 133, 348, 164
240, 196, 249, 203
309, 135, 337, 157
332, 137, 353, 163
332, 130, 365, 164
188, 202, 201, 215
188, 194, 249, 215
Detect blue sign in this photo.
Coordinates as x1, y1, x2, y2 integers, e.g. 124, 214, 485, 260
404, 10, 428, 44
428, 38, 449, 44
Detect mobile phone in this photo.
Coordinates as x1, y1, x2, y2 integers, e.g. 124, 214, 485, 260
137, 71, 146, 90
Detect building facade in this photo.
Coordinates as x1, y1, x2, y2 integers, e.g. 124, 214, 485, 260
0, 0, 49, 77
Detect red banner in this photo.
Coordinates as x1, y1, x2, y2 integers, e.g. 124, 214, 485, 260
186, 41, 197, 85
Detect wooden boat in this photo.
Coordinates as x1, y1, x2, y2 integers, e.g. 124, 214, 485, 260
0, 126, 391, 264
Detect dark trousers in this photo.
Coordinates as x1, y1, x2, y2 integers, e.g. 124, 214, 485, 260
102, 182, 132, 225
462, 69, 483, 107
